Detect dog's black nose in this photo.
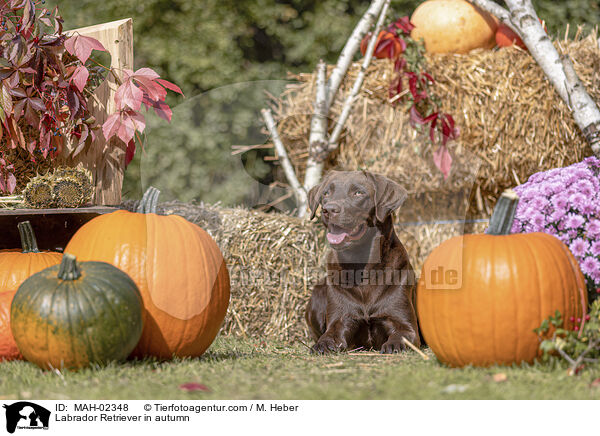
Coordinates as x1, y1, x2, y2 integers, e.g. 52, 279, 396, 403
322, 202, 341, 216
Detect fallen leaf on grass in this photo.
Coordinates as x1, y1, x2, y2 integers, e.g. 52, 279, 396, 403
590, 378, 600, 388
179, 383, 210, 392
492, 373, 508, 383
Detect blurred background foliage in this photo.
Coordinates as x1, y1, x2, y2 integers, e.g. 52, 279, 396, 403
47, 0, 600, 206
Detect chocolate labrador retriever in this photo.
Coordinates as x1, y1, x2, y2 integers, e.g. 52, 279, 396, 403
305, 170, 420, 354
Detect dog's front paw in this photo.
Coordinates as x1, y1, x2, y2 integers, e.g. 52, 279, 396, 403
380, 338, 407, 354
311, 337, 344, 354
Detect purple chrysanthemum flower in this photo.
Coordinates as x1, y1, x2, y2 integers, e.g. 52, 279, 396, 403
575, 180, 594, 197
565, 213, 585, 229
570, 238, 590, 257
580, 200, 596, 216
587, 219, 600, 237
552, 194, 569, 211
591, 241, 600, 257
580, 257, 600, 278
550, 209, 566, 223
569, 193, 588, 210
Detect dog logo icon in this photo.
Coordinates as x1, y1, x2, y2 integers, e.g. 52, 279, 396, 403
2, 402, 50, 433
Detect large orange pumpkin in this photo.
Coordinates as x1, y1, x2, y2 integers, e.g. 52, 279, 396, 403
410, 0, 498, 54
0, 221, 62, 292
417, 190, 587, 367
0, 290, 21, 361
65, 187, 230, 359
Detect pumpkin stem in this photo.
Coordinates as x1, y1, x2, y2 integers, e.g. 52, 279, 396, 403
486, 189, 520, 235
58, 253, 82, 281
17, 221, 40, 253
136, 186, 160, 214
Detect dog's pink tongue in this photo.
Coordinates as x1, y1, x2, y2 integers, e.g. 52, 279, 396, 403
327, 232, 347, 245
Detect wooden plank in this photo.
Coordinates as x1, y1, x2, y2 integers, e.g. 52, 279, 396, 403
0, 207, 117, 216
0, 207, 119, 250
60, 18, 134, 206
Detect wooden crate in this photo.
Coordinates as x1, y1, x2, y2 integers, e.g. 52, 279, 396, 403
61, 18, 134, 206
0, 207, 117, 251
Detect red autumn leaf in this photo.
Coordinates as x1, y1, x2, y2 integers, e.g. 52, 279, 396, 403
179, 382, 210, 392
433, 145, 452, 179
130, 67, 160, 81
394, 57, 407, 73
409, 105, 425, 128
116, 114, 136, 144
407, 72, 418, 99
155, 78, 184, 96
424, 112, 438, 143
71, 65, 89, 93
591, 378, 600, 388
102, 112, 121, 141
125, 139, 136, 167
7, 172, 16, 193
149, 99, 173, 122
394, 16, 415, 34
128, 110, 146, 133
114, 80, 143, 111
64, 34, 106, 64
134, 76, 167, 102
423, 72, 435, 84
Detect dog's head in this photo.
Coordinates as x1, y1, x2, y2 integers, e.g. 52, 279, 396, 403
308, 171, 406, 250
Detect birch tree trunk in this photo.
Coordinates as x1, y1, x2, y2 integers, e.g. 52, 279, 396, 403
303, 61, 329, 193
326, 0, 387, 109
470, 0, 600, 156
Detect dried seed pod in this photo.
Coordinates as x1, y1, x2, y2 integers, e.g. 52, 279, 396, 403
52, 166, 94, 205
52, 176, 86, 208
22, 175, 54, 209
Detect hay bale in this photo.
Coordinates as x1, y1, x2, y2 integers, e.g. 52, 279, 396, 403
269, 31, 599, 220
128, 201, 487, 340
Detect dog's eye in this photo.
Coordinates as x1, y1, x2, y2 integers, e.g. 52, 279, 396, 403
323, 190, 331, 197
354, 190, 365, 196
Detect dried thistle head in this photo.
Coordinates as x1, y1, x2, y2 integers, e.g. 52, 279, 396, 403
22, 174, 54, 209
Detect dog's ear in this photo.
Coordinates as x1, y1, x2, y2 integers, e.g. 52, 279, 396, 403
365, 172, 407, 222
307, 173, 332, 220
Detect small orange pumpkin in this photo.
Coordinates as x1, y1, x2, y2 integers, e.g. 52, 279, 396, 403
417, 190, 587, 367
0, 221, 62, 292
0, 290, 21, 361
65, 187, 230, 359
410, 0, 498, 54
495, 19, 546, 50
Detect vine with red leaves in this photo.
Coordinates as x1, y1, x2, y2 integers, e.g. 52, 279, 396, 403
0, 0, 182, 194
361, 16, 459, 179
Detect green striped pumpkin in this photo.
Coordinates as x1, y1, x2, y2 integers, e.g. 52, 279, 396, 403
11, 253, 143, 370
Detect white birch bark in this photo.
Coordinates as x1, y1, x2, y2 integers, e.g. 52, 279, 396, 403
470, 0, 600, 156
328, 0, 390, 153
326, 0, 387, 110
303, 60, 329, 193
261, 109, 308, 216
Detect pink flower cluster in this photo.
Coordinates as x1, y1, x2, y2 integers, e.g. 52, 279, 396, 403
511, 157, 600, 299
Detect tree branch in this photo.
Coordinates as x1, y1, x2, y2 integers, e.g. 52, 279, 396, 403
328, 0, 391, 153
326, 0, 387, 110
261, 109, 308, 216
304, 60, 329, 193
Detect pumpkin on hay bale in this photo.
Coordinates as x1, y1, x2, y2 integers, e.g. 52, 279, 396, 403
268, 30, 599, 221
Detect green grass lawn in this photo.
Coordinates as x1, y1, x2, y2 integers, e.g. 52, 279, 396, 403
1, 337, 599, 400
